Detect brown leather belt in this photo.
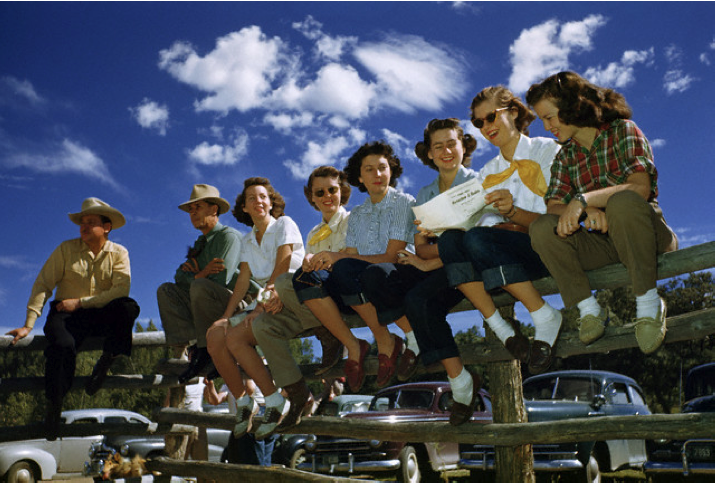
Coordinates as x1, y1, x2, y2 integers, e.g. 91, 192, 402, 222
494, 222, 528, 234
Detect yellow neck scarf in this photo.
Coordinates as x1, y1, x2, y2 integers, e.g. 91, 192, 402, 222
482, 158, 547, 197
308, 223, 333, 246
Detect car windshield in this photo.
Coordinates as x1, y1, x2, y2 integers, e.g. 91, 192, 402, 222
524, 376, 601, 402
370, 390, 434, 410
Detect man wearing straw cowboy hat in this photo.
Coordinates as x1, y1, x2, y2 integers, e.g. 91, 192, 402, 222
6, 197, 140, 440
157, 184, 247, 384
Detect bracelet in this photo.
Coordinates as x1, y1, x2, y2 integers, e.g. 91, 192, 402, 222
505, 206, 518, 219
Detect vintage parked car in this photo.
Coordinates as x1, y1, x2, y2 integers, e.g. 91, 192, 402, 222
298, 381, 492, 483
459, 370, 652, 482
274, 393, 372, 469
84, 406, 229, 480
643, 362, 715, 481
0, 408, 139, 483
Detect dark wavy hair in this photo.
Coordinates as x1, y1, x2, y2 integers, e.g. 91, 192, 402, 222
344, 141, 403, 193
525, 71, 632, 128
470, 85, 536, 135
232, 177, 286, 227
414, 118, 477, 171
303, 165, 352, 210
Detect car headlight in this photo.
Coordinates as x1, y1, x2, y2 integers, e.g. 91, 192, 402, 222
305, 437, 317, 451
120, 444, 130, 456
368, 440, 383, 449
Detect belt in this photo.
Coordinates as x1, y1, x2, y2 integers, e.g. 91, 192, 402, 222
494, 222, 528, 234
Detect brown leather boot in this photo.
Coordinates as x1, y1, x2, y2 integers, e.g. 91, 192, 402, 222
276, 378, 314, 432
314, 326, 344, 376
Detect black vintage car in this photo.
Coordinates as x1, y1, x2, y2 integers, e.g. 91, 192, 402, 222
459, 370, 652, 482
643, 362, 715, 481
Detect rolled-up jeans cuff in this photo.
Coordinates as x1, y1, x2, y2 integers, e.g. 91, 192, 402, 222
444, 261, 479, 287
341, 292, 369, 307
295, 285, 330, 303
482, 263, 530, 292
420, 345, 460, 367
377, 307, 405, 326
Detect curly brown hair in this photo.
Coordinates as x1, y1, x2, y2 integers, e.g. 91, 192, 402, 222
414, 118, 477, 171
344, 141, 403, 193
303, 166, 352, 210
525, 71, 632, 128
232, 177, 286, 227
470, 85, 536, 135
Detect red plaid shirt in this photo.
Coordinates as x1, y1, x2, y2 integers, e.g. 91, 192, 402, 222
544, 119, 658, 203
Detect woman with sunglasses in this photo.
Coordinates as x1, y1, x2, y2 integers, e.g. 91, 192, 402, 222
206, 177, 304, 440
526, 71, 677, 354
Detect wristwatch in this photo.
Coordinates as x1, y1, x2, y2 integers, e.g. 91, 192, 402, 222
575, 193, 588, 208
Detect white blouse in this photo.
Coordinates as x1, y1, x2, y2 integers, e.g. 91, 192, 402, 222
306, 207, 350, 255
240, 216, 305, 285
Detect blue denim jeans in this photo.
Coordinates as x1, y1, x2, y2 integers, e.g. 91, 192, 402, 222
438, 227, 548, 292
293, 258, 372, 309
402, 267, 465, 366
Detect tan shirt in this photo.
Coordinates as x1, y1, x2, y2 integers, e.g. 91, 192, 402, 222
25, 238, 131, 329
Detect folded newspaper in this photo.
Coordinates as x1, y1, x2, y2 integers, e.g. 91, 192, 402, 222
412, 178, 491, 235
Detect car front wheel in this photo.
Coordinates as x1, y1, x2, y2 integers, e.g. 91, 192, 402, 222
289, 447, 306, 469
5, 461, 36, 483
397, 445, 421, 483
574, 450, 601, 483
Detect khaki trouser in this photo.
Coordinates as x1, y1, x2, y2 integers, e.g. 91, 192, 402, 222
157, 278, 233, 347
252, 272, 363, 388
529, 190, 677, 308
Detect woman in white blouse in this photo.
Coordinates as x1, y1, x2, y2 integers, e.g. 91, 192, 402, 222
206, 177, 304, 440
437, 86, 563, 378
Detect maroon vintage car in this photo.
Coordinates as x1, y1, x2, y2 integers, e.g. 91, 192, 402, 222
298, 381, 492, 483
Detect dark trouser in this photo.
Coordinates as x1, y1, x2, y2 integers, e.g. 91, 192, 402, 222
402, 268, 466, 367
43, 297, 140, 404
225, 433, 277, 466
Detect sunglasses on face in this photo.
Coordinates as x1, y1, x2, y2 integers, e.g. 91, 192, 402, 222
314, 186, 339, 198
471, 107, 510, 129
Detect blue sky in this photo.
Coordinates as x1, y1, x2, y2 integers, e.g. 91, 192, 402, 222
1, 2, 714, 346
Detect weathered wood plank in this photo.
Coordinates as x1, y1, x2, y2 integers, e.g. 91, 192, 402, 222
145, 456, 371, 483
0, 422, 196, 443
155, 408, 714, 446
0, 329, 167, 351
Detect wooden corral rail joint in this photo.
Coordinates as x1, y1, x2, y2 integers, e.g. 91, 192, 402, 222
146, 456, 372, 483
156, 407, 715, 446
0, 421, 196, 443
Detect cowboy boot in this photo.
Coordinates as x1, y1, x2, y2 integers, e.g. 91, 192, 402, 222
276, 378, 314, 432
314, 326, 344, 376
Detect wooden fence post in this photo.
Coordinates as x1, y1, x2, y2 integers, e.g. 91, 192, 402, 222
164, 347, 189, 460
486, 305, 535, 483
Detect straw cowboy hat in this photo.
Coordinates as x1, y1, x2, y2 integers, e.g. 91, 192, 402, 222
68, 197, 126, 229
178, 184, 230, 215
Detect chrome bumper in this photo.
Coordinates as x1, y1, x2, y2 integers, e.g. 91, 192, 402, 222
297, 453, 401, 474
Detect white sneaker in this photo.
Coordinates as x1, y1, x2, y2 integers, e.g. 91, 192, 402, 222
233, 397, 258, 438
254, 398, 290, 439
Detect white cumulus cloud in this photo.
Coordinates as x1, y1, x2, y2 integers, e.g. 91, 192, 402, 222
4, 139, 121, 190
583, 48, 654, 88
508, 15, 607, 94
187, 129, 249, 166
130, 98, 169, 135
663, 70, 695, 94
0, 76, 45, 106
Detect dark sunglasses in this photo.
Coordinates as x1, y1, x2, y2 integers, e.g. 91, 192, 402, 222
471, 107, 510, 129
314, 186, 339, 198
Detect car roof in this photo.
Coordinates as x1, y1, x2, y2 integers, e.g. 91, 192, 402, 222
524, 370, 639, 386
61, 408, 151, 422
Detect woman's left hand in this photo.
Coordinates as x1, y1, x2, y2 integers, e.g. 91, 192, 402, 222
396, 250, 431, 272
309, 251, 334, 271
485, 189, 514, 216
263, 287, 283, 314
584, 207, 608, 233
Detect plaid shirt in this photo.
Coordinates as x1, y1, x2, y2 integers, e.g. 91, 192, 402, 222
544, 119, 658, 203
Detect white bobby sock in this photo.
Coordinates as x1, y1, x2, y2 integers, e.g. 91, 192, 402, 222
531, 302, 562, 346
636, 288, 661, 319
404, 331, 420, 355
264, 391, 285, 409
484, 311, 515, 344
448, 367, 473, 406
577, 295, 602, 319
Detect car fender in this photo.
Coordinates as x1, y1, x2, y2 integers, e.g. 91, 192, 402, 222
0, 444, 57, 479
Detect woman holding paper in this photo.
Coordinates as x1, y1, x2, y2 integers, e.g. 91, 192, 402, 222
396, 87, 561, 427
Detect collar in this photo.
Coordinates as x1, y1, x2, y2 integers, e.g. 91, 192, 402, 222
320, 206, 348, 231
203, 222, 225, 243
250, 216, 277, 243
